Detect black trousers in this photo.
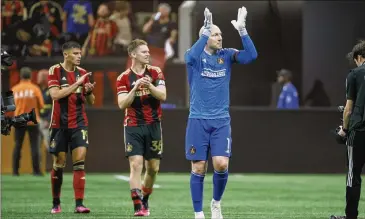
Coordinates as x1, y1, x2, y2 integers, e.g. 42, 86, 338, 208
345, 130, 365, 219
13, 125, 41, 174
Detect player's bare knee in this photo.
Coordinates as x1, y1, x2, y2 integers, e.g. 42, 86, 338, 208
213, 157, 229, 172
192, 161, 207, 175
130, 160, 144, 173
146, 165, 159, 176
53, 154, 66, 170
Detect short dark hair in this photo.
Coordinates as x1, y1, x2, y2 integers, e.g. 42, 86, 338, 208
62, 41, 81, 52
347, 40, 365, 61
127, 39, 147, 55
20, 67, 32, 79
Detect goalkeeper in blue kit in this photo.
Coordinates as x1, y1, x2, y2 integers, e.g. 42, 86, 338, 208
184, 7, 258, 219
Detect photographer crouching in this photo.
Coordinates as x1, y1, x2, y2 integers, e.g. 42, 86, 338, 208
331, 40, 365, 219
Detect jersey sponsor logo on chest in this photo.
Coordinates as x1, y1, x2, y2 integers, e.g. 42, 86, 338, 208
135, 88, 151, 96
201, 68, 227, 78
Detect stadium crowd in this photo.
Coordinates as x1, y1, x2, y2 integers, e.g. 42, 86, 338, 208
1, 0, 178, 60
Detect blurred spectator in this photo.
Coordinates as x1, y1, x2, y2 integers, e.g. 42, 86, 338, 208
142, 3, 178, 60
37, 69, 52, 147
1, 0, 27, 31
12, 67, 44, 176
2, 16, 52, 57
109, 1, 132, 55
304, 79, 331, 107
28, 0, 63, 54
276, 69, 300, 109
270, 81, 282, 108
82, 3, 117, 56
63, 0, 95, 45
37, 69, 53, 171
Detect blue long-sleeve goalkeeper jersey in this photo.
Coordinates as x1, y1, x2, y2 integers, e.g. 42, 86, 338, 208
184, 34, 258, 119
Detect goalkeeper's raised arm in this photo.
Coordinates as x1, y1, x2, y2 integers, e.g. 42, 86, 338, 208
184, 8, 213, 65
230, 6, 258, 64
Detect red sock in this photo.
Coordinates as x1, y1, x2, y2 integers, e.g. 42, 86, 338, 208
73, 170, 85, 200
142, 186, 153, 197
131, 189, 142, 211
51, 168, 63, 204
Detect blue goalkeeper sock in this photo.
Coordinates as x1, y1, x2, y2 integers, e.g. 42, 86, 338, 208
190, 172, 205, 212
213, 169, 228, 201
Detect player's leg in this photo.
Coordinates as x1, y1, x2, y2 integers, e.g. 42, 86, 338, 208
142, 122, 163, 214
27, 125, 42, 175
48, 128, 68, 214
142, 159, 159, 214
124, 126, 147, 216
51, 152, 66, 213
12, 126, 26, 176
185, 118, 210, 219
210, 118, 232, 219
129, 155, 145, 215
70, 128, 90, 213
344, 131, 365, 219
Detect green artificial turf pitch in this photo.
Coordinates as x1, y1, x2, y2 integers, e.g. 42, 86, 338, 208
1, 173, 364, 219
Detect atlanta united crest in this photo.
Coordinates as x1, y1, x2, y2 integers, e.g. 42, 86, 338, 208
190, 145, 196, 154
126, 143, 133, 152
50, 139, 56, 148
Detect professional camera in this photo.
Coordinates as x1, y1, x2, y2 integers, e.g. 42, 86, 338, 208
332, 105, 347, 145
1, 48, 38, 136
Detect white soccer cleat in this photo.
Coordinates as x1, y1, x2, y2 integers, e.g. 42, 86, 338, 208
210, 199, 223, 219
195, 211, 205, 219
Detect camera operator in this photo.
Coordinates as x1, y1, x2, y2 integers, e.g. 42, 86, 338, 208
331, 40, 365, 219
11, 67, 44, 176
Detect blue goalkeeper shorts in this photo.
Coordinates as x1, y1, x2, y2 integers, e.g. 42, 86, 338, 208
185, 118, 232, 161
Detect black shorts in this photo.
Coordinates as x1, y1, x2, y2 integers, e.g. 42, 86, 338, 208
124, 122, 163, 160
346, 130, 365, 147
49, 127, 89, 155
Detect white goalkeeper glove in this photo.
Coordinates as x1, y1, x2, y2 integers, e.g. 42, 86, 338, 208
202, 8, 213, 36
231, 6, 248, 36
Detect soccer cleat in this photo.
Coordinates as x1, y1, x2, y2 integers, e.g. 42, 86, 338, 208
74, 205, 90, 213
210, 199, 223, 219
329, 216, 348, 219
194, 211, 205, 219
142, 199, 150, 216
51, 205, 61, 214
134, 208, 149, 216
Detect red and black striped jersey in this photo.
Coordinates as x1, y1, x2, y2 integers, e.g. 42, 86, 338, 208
116, 65, 166, 126
48, 63, 90, 129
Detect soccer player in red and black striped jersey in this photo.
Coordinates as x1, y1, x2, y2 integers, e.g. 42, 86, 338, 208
47, 41, 96, 214
116, 39, 166, 217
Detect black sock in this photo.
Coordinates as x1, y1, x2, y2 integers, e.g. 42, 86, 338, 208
131, 189, 142, 211
76, 199, 83, 207
53, 198, 60, 206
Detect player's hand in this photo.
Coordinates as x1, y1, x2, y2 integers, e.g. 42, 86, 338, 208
203, 8, 213, 30
76, 72, 91, 86
338, 126, 347, 137
133, 77, 150, 90
84, 82, 96, 93
231, 6, 247, 31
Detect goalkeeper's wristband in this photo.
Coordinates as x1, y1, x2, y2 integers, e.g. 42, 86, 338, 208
202, 28, 211, 37
238, 28, 248, 36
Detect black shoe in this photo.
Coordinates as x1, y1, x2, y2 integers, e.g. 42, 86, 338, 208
13, 172, 19, 176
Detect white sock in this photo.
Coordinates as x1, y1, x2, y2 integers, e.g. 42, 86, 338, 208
212, 199, 220, 205
195, 211, 204, 216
